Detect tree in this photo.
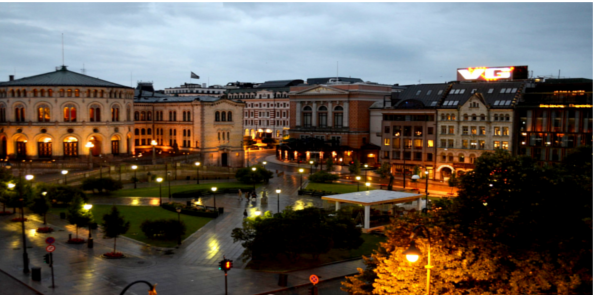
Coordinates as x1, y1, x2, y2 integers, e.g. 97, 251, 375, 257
375, 163, 394, 190
35, 184, 88, 207
66, 196, 93, 240
349, 159, 361, 175
325, 157, 334, 172
235, 165, 273, 185
102, 206, 130, 254
29, 193, 50, 225
0, 169, 14, 213
447, 171, 457, 194
82, 178, 123, 194
308, 171, 339, 183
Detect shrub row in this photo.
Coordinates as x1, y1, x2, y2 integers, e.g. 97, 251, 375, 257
161, 202, 220, 218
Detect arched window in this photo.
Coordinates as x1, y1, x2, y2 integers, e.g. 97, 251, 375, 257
14, 105, 25, 122
221, 111, 226, 121
89, 105, 101, 122
94, 90, 98, 98
100, 90, 104, 98
494, 114, 499, 121
48, 89, 53, 97
183, 130, 186, 136
67, 89, 72, 97
451, 114, 456, 121
22, 90, 27, 97
15, 89, 20, 97
459, 154, 465, 163
500, 114, 505, 121
127, 107, 131, 121
505, 114, 510, 121
333, 106, 344, 128
318, 106, 328, 127
134, 111, 139, 121
472, 114, 477, 121
302, 106, 312, 127
119, 92, 122, 99
469, 154, 476, 164
215, 111, 220, 122
134, 129, 139, 135
33, 89, 38, 97
463, 114, 469, 121
141, 129, 146, 135
227, 111, 231, 121
40, 89, 45, 97
111, 106, 120, 122
140, 111, 146, 121
63, 105, 77, 122
480, 114, 485, 121
0, 104, 5, 122
37, 104, 51, 122
75, 89, 80, 97
147, 112, 152, 121
59, 89, 65, 97
9, 89, 14, 97
86, 89, 91, 97
441, 114, 445, 121
187, 112, 191, 121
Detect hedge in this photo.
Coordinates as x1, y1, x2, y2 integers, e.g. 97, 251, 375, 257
161, 202, 220, 218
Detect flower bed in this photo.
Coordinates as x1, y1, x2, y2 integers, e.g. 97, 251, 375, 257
36, 227, 54, 233
67, 238, 86, 244
102, 252, 125, 259
11, 217, 27, 222
161, 202, 219, 218
0, 211, 14, 216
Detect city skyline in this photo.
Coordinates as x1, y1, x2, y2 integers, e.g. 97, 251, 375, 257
0, 2, 592, 89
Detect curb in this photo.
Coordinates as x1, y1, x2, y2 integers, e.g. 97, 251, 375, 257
252, 272, 358, 295
0, 268, 44, 295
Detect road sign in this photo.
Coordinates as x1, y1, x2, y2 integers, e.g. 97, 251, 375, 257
45, 237, 55, 244
46, 245, 55, 253
309, 274, 319, 285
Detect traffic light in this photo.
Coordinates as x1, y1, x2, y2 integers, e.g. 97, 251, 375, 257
43, 254, 50, 264
218, 260, 225, 271
225, 259, 233, 271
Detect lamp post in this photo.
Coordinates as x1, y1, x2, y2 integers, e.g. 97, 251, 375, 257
195, 162, 201, 184
131, 165, 138, 189
309, 160, 314, 175
251, 167, 257, 191
365, 182, 370, 191
20, 174, 34, 274
355, 176, 361, 192
86, 141, 94, 169
402, 225, 432, 295
364, 164, 369, 181
151, 140, 158, 165
167, 171, 172, 200
61, 169, 68, 185
275, 189, 281, 213
176, 207, 182, 245
211, 187, 218, 216
83, 204, 93, 248
156, 177, 163, 205
424, 171, 429, 210
99, 154, 103, 178
298, 168, 304, 190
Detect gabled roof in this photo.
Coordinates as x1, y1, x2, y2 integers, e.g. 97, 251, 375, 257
440, 82, 524, 109
0, 66, 131, 88
392, 83, 451, 108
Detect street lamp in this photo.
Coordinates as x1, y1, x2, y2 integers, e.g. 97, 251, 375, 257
151, 140, 158, 165
355, 176, 361, 192
156, 177, 163, 205
424, 171, 429, 210
167, 171, 172, 200
402, 225, 432, 295
412, 174, 420, 193
309, 160, 314, 175
131, 165, 138, 189
298, 168, 304, 190
195, 162, 201, 184
176, 207, 182, 245
19, 174, 34, 274
61, 169, 68, 185
211, 187, 218, 216
365, 182, 371, 190
251, 167, 257, 191
83, 204, 93, 248
275, 189, 281, 214
364, 164, 369, 181
85, 141, 94, 169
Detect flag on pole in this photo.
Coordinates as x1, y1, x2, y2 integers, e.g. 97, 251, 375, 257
191, 72, 200, 79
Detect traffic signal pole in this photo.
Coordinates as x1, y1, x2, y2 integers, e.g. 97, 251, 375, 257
225, 272, 228, 295
50, 253, 55, 288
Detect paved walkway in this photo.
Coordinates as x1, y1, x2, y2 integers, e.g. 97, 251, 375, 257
0, 169, 363, 295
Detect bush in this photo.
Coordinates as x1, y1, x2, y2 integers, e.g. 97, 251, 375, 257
308, 171, 339, 183
235, 165, 273, 184
141, 219, 186, 240
82, 178, 123, 194
35, 184, 87, 207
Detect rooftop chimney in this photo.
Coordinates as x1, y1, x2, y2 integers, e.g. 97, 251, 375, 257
9, 75, 14, 81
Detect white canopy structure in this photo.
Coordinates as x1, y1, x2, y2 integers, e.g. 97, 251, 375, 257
321, 190, 424, 230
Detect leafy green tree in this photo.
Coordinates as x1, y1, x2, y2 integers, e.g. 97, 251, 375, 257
35, 184, 87, 207
102, 206, 130, 254
235, 165, 273, 185
29, 193, 50, 225
0, 169, 14, 213
66, 196, 93, 240
349, 159, 361, 175
325, 157, 334, 172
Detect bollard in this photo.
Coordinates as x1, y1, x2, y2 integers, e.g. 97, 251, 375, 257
68, 233, 72, 241
278, 273, 288, 287
31, 267, 41, 281
87, 237, 93, 248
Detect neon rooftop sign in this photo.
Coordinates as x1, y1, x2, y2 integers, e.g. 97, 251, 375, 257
457, 66, 528, 82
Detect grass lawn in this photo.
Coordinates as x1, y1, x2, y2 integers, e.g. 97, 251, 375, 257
109, 182, 256, 198
49, 205, 212, 248
305, 182, 360, 194
246, 233, 386, 272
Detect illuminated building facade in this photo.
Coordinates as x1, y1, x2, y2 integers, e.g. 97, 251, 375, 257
227, 80, 302, 141
134, 83, 245, 167
283, 78, 391, 165
514, 78, 593, 165
0, 66, 135, 160
370, 83, 449, 180
164, 83, 225, 97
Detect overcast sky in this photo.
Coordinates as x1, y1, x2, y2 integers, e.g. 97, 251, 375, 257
0, 2, 592, 89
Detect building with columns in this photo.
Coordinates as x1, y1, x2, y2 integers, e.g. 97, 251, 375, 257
282, 79, 391, 165
0, 66, 135, 160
